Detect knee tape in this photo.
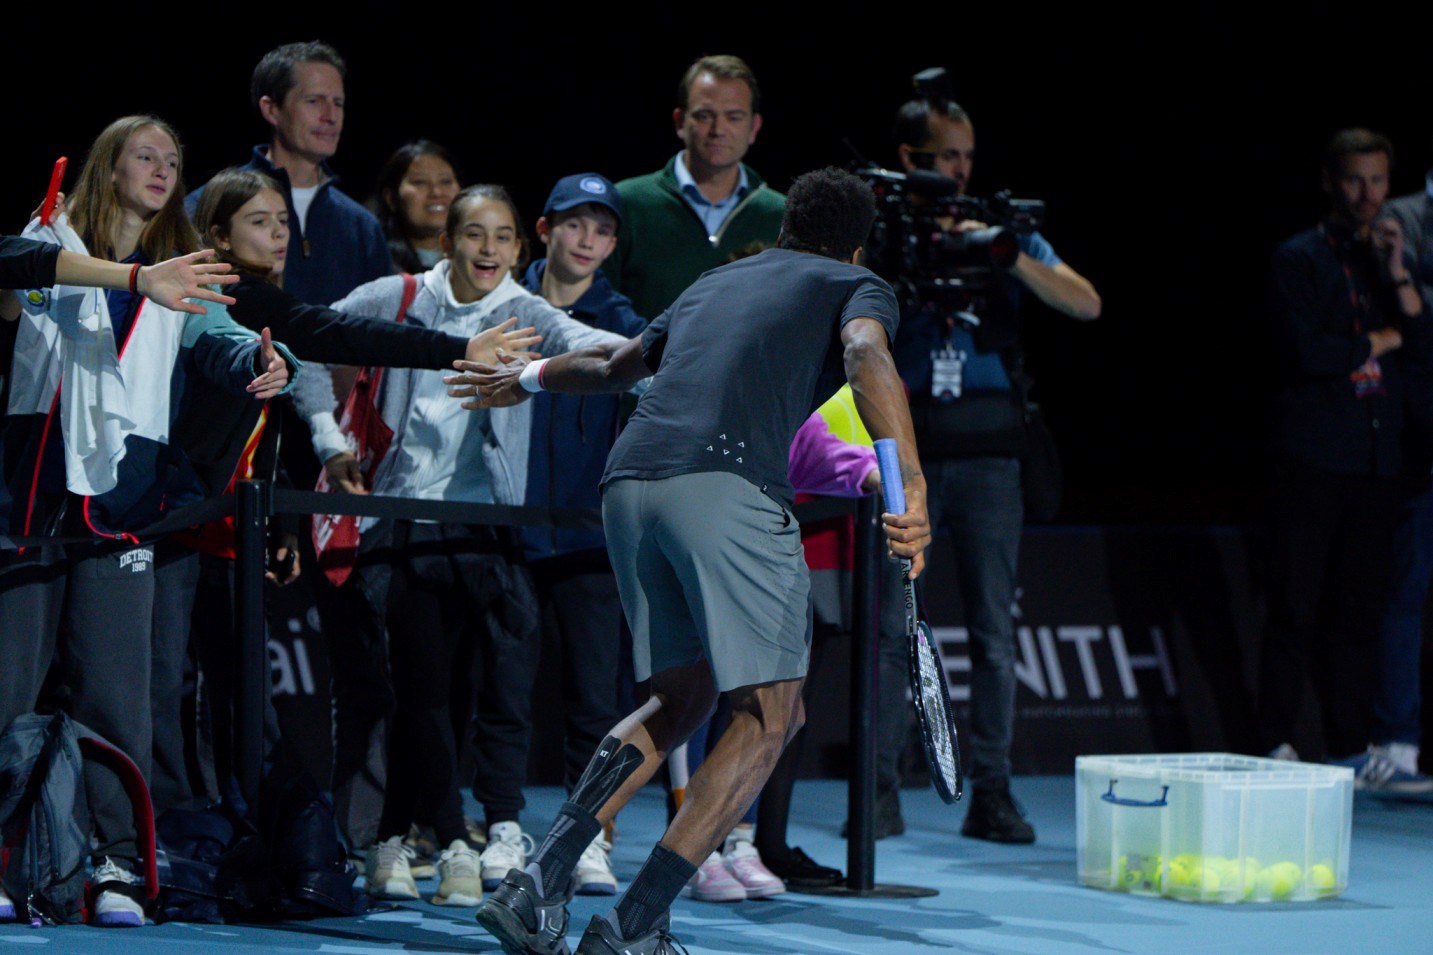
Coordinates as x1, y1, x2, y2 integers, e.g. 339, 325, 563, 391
569, 735, 644, 815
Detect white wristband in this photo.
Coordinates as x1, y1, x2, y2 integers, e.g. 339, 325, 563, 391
519, 358, 549, 393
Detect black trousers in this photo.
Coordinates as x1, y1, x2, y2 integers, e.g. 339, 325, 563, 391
530, 550, 625, 790
370, 521, 540, 845
1258, 458, 1401, 759
150, 544, 283, 816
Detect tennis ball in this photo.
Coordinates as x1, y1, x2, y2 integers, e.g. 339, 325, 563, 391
1257, 862, 1302, 901
1309, 863, 1337, 894
1190, 863, 1222, 893
1165, 858, 1193, 890
1117, 855, 1144, 891
1239, 858, 1261, 900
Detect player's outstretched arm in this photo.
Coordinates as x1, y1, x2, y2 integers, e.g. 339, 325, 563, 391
445, 335, 648, 409
842, 316, 932, 578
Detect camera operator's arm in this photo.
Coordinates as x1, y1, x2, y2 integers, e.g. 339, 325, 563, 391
1011, 255, 1101, 320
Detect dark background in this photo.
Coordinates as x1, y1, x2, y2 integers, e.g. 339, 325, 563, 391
8, 3, 1431, 524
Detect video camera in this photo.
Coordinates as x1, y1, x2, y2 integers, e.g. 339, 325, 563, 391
856, 67, 1047, 318
857, 166, 1044, 277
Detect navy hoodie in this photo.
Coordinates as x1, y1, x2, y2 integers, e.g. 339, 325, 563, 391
520, 261, 644, 561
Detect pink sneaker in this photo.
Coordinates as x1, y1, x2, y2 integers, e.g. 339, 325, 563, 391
681, 851, 747, 902
722, 838, 786, 899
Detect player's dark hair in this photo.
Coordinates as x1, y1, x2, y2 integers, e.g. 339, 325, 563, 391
251, 40, 347, 114
777, 167, 877, 261
445, 184, 531, 275
678, 54, 760, 113
1323, 127, 1394, 179
894, 98, 970, 149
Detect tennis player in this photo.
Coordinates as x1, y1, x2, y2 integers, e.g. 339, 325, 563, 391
447, 167, 930, 955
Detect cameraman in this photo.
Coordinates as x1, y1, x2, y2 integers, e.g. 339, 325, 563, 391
885, 93, 1099, 845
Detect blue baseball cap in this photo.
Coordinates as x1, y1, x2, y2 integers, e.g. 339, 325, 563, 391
543, 173, 623, 227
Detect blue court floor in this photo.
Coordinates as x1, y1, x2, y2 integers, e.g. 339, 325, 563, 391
3, 777, 1431, 954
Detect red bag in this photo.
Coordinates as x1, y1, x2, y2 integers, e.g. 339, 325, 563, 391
312, 273, 418, 586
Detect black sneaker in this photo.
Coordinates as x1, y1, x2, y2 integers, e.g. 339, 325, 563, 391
840, 788, 905, 840
960, 786, 1035, 844
574, 914, 689, 955
760, 845, 843, 888
474, 866, 572, 955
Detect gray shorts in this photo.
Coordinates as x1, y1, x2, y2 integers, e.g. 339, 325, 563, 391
603, 471, 811, 691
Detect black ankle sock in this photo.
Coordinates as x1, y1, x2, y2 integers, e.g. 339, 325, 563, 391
530, 801, 602, 898
613, 844, 697, 939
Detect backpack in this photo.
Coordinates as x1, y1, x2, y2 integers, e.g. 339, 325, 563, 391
0, 712, 158, 925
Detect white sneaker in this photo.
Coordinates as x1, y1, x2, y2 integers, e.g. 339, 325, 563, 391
0, 883, 14, 921
1384, 742, 1423, 777
91, 858, 144, 927
365, 835, 420, 900
1267, 743, 1300, 761
681, 851, 747, 902
574, 835, 618, 896
722, 835, 785, 899
479, 822, 534, 891
433, 839, 483, 906
1342, 746, 1433, 794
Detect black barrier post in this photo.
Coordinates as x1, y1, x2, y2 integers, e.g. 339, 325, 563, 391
234, 479, 268, 810
801, 492, 936, 899
847, 491, 879, 890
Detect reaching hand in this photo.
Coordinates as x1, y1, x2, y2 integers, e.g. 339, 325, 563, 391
466, 316, 542, 366
266, 533, 302, 586
246, 327, 289, 399
324, 451, 368, 495
136, 250, 240, 315
29, 191, 65, 223
445, 350, 532, 409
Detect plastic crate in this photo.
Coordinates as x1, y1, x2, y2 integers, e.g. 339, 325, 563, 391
1075, 753, 1353, 903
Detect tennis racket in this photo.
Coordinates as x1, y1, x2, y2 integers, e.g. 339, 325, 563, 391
874, 438, 963, 804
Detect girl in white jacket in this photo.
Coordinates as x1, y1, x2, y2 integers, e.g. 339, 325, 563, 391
298, 185, 625, 907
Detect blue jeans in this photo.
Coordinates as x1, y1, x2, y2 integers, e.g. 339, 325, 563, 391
907, 456, 1023, 792
1374, 486, 1433, 746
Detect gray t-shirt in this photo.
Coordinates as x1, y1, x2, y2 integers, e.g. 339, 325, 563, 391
603, 247, 899, 506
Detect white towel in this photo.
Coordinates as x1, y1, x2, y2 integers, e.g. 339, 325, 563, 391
19, 215, 136, 496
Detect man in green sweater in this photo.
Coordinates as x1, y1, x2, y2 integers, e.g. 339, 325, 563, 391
603, 54, 786, 320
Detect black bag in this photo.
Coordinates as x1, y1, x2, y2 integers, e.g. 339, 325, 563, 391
153, 803, 272, 923
0, 712, 158, 925
153, 765, 364, 924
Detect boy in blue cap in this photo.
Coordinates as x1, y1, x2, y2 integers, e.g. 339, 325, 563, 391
513, 174, 645, 895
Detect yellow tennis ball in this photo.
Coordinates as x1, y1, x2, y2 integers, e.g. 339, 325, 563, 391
1192, 864, 1222, 893
1309, 863, 1337, 894
1117, 855, 1144, 891
1257, 862, 1302, 901
1239, 858, 1260, 900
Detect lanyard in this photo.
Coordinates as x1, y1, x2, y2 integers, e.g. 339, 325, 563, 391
1319, 223, 1373, 333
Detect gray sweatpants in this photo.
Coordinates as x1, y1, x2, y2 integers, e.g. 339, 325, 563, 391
0, 539, 155, 863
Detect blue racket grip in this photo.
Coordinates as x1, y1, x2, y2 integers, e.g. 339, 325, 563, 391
874, 438, 905, 514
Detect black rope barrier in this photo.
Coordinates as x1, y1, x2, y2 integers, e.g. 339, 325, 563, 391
4, 479, 900, 893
